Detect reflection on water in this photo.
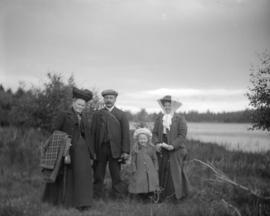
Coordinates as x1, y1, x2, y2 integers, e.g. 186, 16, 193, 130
187, 122, 270, 152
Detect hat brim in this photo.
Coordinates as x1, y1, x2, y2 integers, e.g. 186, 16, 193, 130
73, 95, 92, 102
133, 128, 152, 139
101, 89, 118, 97
102, 93, 118, 97
158, 98, 182, 113
73, 88, 93, 102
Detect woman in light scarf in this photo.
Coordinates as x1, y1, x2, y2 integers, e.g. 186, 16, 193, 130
152, 95, 190, 202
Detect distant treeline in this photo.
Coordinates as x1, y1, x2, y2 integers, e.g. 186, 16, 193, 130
0, 73, 252, 130
124, 109, 252, 123
182, 110, 252, 123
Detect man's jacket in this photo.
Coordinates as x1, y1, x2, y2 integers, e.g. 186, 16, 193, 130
91, 107, 130, 159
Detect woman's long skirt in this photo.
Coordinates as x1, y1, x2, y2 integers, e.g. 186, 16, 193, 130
157, 134, 175, 201
42, 136, 93, 208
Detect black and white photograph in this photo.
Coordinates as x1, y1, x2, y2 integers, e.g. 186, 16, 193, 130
0, 0, 270, 215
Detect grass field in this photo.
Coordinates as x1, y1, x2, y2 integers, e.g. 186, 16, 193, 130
0, 127, 270, 216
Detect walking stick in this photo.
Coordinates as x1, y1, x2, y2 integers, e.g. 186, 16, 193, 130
62, 137, 72, 202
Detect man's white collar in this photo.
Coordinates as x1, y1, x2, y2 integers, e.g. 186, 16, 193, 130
105, 105, 115, 112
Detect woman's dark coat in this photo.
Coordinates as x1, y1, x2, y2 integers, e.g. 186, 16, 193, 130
152, 113, 190, 199
42, 108, 94, 207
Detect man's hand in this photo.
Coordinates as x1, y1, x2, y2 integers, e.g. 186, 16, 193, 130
155, 143, 162, 152
166, 145, 174, 151
120, 153, 129, 161
131, 166, 136, 173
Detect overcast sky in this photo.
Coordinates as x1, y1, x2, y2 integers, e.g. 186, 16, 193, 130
1, 0, 270, 113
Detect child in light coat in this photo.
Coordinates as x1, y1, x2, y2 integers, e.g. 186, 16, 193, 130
128, 128, 159, 199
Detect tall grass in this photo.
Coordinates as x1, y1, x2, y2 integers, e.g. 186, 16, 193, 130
0, 127, 269, 216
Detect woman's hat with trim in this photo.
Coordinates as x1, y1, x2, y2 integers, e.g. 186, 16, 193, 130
157, 95, 182, 113
133, 128, 152, 140
160, 95, 172, 105
72, 87, 93, 102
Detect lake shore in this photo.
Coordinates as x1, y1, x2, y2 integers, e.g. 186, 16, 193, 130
187, 122, 270, 152
1, 127, 270, 216
130, 122, 270, 152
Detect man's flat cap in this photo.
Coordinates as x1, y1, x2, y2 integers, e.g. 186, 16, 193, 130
101, 89, 118, 97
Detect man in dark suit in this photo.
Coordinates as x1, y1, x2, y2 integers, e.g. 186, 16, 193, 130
91, 89, 130, 198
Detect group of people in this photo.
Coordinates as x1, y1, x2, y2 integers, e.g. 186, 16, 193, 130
41, 87, 190, 210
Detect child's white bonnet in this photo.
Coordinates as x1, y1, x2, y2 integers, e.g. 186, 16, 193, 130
133, 128, 152, 140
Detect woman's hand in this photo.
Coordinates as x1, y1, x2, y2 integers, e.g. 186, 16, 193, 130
161, 143, 174, 151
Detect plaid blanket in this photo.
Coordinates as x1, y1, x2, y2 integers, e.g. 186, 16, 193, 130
40, 130, 69, 170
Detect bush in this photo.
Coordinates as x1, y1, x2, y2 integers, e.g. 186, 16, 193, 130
247, 51, 270, 131
0, 127, 47, 176
0, 73, 101, 131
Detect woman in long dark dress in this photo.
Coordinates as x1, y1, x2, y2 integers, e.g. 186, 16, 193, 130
42, 87, 95, 210
152, 95, 190, 202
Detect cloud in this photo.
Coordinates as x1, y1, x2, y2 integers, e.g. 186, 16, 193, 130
123, 88, 246, 99
145, 88, 246, 97
1, 0, 269, 113
117, 88, 249, 113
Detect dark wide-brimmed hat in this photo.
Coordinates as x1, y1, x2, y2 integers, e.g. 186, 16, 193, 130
157, 95, 182, 113
101, 89, 118, 97
160, 95, 172, 105
72, 87, 93, 102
